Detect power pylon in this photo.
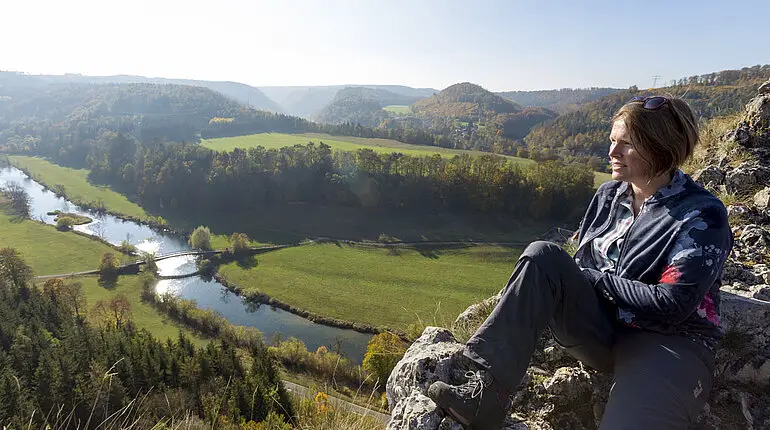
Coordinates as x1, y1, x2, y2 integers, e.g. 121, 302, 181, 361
651, 75, 663, 88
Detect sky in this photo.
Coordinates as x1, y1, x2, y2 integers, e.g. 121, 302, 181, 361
2, 0, 769, 91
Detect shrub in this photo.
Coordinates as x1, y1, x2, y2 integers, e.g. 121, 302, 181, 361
56, 216, 76, 231
189, 226, 212, 250
118, 239, 137, 254
142, 252, 158, 275
362, 332, 406, 384
98, 252, 120, 280
230, 232, 250, 254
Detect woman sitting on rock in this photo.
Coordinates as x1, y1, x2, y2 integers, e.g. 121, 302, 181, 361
428, 96, 733, 429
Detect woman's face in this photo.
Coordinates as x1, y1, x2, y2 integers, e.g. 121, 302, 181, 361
609, 119, 650, 183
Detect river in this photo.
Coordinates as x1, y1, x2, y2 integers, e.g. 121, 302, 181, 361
0, 165, 372, 361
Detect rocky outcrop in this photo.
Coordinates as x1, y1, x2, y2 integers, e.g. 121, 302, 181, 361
754, 187, 770, 213
387, 83, 770, 429
693, 165, 726, 188
725, 162, 770, 194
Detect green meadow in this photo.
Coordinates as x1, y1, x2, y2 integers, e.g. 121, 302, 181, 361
8, 155, 150, 220
200, 132, 611, 186
218, 242, 521, 329
0, 196, 204, 344
200, 132, 536, 166
383, 105, 413, 114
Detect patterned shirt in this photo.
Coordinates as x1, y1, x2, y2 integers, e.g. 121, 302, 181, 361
576, 169, 732, 352
591, 188, 634, 274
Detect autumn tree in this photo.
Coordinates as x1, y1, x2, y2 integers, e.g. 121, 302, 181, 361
362, 332, 406, 383
189, 226, 212, 250
230, 232, 250, 254
98, 252, 120, 281
92, 294, 132, 328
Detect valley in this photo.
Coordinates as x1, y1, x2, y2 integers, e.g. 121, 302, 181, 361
2, 61, 769, 429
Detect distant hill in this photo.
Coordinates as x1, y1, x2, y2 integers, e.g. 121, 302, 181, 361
260, 85, 438, 118
410, 82, 557, 141
523, 64, 770, 166
0, 73, 321, 165
314, 87, 423, 126
21, 73, 283, 113
497, 88, 622, 113
0, 73, 242, 124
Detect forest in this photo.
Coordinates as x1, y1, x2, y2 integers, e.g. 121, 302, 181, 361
0, 248, 292, 428
0, 77, 596, 224
86, 134, 594, 221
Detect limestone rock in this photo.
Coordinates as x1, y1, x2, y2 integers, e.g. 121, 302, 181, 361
387, 327, 465, 410
438, 416, 529, 430
544, 367, 592, 407
717, 292, 770, 387
388, 392, 444, 430
759, 79, 770, 95
721, 259, 761, 285
693, 165, 726, 187
727, 204, 750, 218
752, 264, 770, 284
740, 224, 770, 248
744, 94, 770, 130
724, 125, 753, 147
454, 292, 501, 328
387, 326, 532, 430
755, 186, 770, 212
725, 163, 770, 194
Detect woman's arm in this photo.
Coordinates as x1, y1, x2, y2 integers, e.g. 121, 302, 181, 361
581, 205, 732, 324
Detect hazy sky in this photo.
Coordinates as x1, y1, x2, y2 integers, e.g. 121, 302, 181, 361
2, 0, 769, 91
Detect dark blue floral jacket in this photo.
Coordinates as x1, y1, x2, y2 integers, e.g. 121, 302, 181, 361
574, 170, 733, 351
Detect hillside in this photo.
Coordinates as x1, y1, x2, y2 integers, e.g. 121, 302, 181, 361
261, 84, 438, 118
498, 87, 622, 113
0, 73, 243, 123
28, 73, 284, 113
314, 87, 422, 126
523, 64, 770, 166
0, 74, 319, 165
410, 82, 558, 141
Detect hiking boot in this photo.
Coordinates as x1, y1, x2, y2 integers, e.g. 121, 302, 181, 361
427, 369, 511, 429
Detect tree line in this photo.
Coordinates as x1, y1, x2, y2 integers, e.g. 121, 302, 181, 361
84, 133, 595, 221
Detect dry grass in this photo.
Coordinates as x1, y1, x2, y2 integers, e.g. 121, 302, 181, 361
685, 113, 746, 174
404, 297, 498, 344
289, 395, 386, 430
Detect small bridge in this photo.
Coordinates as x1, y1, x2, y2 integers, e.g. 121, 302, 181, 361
33, 243, 300, 280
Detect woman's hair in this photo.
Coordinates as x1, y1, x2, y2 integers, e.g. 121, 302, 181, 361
612, 96, 699, 178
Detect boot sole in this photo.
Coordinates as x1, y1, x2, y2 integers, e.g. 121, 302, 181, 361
446, 406, 473, 428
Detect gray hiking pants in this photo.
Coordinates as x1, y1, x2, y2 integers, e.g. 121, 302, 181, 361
465, 241, 715, 429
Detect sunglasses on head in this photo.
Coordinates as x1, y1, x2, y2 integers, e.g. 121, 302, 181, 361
628, 96, 671, 110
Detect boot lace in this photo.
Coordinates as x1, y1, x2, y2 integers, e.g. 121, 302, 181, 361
458, 370, 489, 400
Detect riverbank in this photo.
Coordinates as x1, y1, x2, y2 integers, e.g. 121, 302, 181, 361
5, 156, 528, 333
6, 156, 238, 247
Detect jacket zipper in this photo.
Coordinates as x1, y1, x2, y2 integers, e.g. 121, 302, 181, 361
575, 188, 623, 258
615, 199, 647, 275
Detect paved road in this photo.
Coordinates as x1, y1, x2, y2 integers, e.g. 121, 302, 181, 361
282, 380, 390, 425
